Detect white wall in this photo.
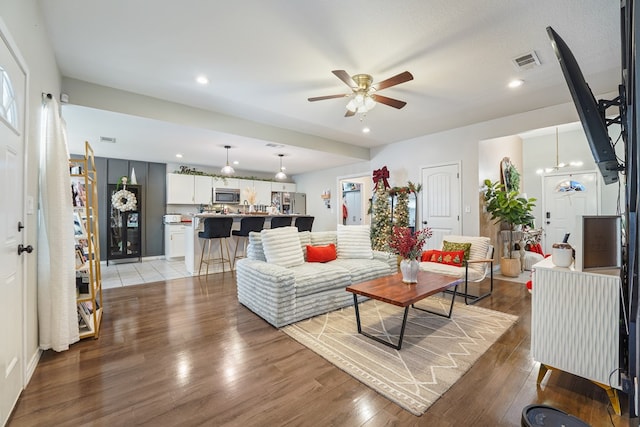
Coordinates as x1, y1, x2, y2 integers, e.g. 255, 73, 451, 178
1, 0, 62, 378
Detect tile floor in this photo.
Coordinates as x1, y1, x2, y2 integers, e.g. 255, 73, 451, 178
101, 257, 191, 289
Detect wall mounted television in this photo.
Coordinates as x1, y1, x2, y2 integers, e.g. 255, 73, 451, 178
547, 26, 621, 185
573, 215, 622, 272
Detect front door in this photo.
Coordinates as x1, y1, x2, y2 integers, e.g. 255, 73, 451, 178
542, 172, 598, 252
0, 21, 27, 426
421, 163, 461, 249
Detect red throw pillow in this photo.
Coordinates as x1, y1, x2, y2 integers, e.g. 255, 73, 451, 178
306, 244, 337, 263
421, 250, 440, 262
435, 250, 465, 267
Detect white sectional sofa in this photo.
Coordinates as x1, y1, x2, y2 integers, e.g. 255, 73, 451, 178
236, 225, 396, 327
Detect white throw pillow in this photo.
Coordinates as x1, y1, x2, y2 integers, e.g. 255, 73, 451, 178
261, 226, 305, 267
337, 224, 373, 259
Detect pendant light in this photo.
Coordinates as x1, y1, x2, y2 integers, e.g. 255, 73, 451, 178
536, 127, 583, 174
221, 145, 235, 175
275, 154, 287, 180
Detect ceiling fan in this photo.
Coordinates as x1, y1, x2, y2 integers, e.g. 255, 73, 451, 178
308, 70, 414, 117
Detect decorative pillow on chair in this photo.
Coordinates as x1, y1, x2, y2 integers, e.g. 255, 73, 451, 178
260, 226, 305, 267
306, 244, 337, 263
442, 240, 471, 261
337, 224, 373, 259
421, 250, 440, 262
435, 250, 465, 267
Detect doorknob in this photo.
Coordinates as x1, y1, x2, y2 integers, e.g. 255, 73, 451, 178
422, 221, 428, 225
17, 221, 24, 232
18, 244, 33, 255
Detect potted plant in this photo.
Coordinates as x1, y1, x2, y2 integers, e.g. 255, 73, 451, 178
482, 179, 536, 277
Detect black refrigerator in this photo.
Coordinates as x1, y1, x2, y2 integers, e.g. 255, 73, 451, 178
107, 184, 142, 264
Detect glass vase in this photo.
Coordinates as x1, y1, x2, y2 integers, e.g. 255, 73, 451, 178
400, 258, 419, 283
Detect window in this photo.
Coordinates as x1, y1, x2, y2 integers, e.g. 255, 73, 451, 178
0, 66, 18, 127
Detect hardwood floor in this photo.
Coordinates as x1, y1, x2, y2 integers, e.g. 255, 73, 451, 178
8, 273, 638, 426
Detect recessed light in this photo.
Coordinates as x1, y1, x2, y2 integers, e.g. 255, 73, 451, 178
508, 79, 524, 89
362, 127, 370, 133
175, 153, 183, 158
196, 75, 209, 85
233, 160, 239, 165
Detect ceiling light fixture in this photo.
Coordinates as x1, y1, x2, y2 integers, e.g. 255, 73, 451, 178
346, 92, 377, 114
536, 127, 583, 174
221, 145, 235, 175
508, 79, 524, 89
175, 153, 183, 158
362, 127, 370, 133
196, 75, 209, 85
275, 154, 287, 180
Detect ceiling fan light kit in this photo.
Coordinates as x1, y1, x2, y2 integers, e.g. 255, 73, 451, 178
308, 70, 413, 117
221, 145, 235, 175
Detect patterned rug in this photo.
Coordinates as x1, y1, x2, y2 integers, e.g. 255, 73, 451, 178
282, 297, 518, 415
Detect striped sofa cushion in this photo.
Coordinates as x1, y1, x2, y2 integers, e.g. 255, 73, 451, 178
261, 226, 305, 268
337, 224, 373, 259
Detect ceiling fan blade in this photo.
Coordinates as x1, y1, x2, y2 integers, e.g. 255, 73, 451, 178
332, 70, 357, 88
370, 94, 407, 109
308, 94, 349, 102
344, 109, 356, 117
372, 71, 414, 91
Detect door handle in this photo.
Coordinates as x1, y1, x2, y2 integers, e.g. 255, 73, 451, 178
422, 221, 428, 225
18, 244, 33, 255
18, 221, 24, 232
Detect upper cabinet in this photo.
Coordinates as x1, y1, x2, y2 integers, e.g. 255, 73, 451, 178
213, 176, 239, 190
194, 175, 212, 204
167, 173, 195, 204
272, 182, 296, 193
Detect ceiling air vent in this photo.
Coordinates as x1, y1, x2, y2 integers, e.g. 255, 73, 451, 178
100, 136, 116, 143
511, 51, 541, 70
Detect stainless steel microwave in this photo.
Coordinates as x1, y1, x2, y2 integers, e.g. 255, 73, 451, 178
213, 187, 240, 204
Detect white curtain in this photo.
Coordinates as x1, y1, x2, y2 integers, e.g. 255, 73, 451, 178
38, 95, 79, 351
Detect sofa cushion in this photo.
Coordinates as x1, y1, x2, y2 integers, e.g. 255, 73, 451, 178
247, 231, 266, 261
289, 262, 351, 297
418, 261, 484, 282
337, 224, 373, 259
306, 244, 337, 263
261, 226, 305, 268
435, 250, 465, 267
329, 258, 391, 282
310, 231, 337, 246
299, 230, 311, 258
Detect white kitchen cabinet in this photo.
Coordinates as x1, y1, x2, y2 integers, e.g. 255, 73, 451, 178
194, 175, 213, 204
212, 176, 239, 190
253, 180, 272, 205
165, 224, 187, 259
271, 181, 296, 193
167, 173, 195, 204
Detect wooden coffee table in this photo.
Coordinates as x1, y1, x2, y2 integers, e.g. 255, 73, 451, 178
345, 270, 462, 350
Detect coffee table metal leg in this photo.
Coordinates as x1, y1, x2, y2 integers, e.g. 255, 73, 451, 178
352, 293, 409, 350
412, 284, 459, 318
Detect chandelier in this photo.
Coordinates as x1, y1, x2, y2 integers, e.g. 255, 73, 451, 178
275, 154, 287, 180
221, 145, 235, 175
536, 127, 583, 174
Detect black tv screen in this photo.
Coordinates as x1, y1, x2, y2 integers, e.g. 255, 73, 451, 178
547, 26, 620, 185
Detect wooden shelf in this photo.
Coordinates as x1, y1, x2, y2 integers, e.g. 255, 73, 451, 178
70, 141, 103, 339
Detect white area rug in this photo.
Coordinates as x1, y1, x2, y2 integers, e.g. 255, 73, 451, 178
282, 298, 518, 416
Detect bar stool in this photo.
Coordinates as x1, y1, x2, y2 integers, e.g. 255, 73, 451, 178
269, 216, 292, 229
294, 216, 314, 232
232, 216, 265, 267
198, 217, 233, 276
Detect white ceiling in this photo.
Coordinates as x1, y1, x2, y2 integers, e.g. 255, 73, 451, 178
38, 0, 622, 175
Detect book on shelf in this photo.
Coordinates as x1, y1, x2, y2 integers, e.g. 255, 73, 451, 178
70, 178, 86, 207
77, 303, 92, 330
73, 212, 86, 237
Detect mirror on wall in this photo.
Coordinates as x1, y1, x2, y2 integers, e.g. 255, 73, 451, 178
338, 175, 372, 226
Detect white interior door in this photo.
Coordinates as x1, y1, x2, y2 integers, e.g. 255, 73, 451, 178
542, 172, 598, 253
0, 23, 27, 426
343, 190, 362, 225
421, 163, 461, 249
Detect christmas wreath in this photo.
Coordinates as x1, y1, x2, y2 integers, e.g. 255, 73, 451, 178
111, 189, 137, 212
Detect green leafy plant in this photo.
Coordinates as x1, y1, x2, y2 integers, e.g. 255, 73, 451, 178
482, 179, 536, 258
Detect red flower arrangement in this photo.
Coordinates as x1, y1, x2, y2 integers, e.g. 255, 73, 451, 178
388, 226, 433, 260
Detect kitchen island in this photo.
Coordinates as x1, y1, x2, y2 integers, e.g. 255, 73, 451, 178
184, 213, 303, 276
